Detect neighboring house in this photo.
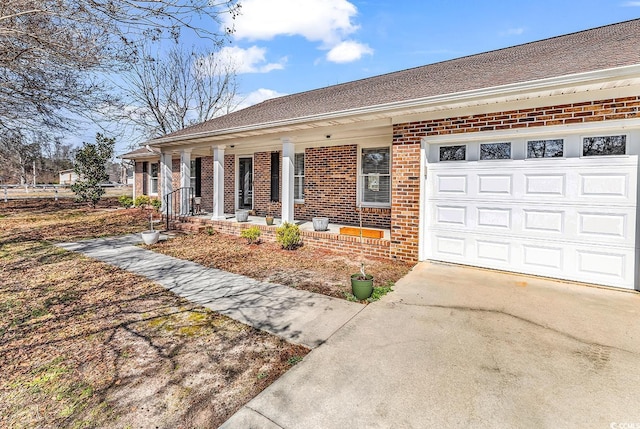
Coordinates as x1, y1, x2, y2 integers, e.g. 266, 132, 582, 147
123, 19, 640, 291
58, 169, 78, 185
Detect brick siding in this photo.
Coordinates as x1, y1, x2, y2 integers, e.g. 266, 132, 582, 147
393, 96, 640, 140
134, 162, 144, 197
389, 142, 421, 261
251, 146, 391, 228
200, 156, 213, 212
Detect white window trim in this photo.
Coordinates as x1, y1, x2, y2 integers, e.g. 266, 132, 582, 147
580, 133, 629, 158
438, 144, 467, 162
149, 162, 159, 196
294, 152, 305, 203
357, 145, 392, 208
525, 138, 566, 160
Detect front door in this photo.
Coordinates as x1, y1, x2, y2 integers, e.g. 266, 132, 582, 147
238, 157, 253, 209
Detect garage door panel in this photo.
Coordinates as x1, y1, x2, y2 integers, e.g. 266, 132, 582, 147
476, 240, 511, 263
435, 205, 467, 226
577, 212, 628, 239
580, 173, 629, 198
477, 207, 512, 229
425, 155, 638, 289
430, 203, 634, 246
436, 175, 467, 194
524, 174, 566, 196
522, 244, 564, 270
523, 210, 565, 233
478, 174, 513, 195
428, 231, 635, 289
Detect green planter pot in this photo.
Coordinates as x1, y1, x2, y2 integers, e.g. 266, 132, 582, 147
351, 274, 373, 300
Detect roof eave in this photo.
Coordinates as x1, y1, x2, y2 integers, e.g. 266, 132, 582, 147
149, 64, 640, 148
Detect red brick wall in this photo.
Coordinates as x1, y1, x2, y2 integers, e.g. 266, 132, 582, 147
393, 96, 640, 139
181, 217, 391, 260
389, 142, 421, 261
134, 162, 144, 197
253, 151, 276, 216
249, 146, 392, 228
200, 156, 213, 212
224, 154, 235, 214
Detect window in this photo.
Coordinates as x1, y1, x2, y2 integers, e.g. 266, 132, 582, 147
583, 135, 626, 156
270, 152, 280, 202
361, 147, 390, 205
149, 162, 159, 195
527, 139, 564, 158
439, 145, 466, 161
294, 152, 304, 201
480, 142, 511, 160
190, 158, 201, 197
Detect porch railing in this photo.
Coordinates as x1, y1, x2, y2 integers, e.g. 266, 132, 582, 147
164, 187, 194, 230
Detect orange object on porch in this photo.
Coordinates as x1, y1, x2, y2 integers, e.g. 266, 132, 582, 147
339, 227, 384, 239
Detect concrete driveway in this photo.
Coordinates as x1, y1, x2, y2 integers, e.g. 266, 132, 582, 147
222, 261, 640, 428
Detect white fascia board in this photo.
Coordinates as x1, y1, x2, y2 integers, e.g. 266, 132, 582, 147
149, 65, 640, 148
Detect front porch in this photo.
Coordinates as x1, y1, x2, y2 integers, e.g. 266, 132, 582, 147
168, 213, 392, 260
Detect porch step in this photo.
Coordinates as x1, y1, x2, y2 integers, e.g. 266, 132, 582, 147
171, 221, 206, 233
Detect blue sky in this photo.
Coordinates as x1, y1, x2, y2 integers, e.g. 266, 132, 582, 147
97, 0, 640, 154
225, 0, 640, 105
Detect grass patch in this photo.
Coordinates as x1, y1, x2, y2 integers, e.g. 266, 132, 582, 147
0, 200, 309, 428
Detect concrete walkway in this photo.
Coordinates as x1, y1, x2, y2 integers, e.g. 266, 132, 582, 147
57, 235, 364, 349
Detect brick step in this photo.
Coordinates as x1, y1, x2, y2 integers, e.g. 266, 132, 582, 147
172, 222, 206, 233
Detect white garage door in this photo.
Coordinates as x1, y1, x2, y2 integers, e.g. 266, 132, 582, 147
425, 157, 638, 289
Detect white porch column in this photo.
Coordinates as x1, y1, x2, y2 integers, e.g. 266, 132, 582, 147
160, 152, 173, 214
211, 145, 226, 220
281, 138, 295, 223
180, 149, 191, 215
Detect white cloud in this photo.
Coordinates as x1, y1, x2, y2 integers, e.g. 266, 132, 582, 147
224, 0, 371, 64
234, 88, 288, 111
225, 0, 358, 46
218, 46, 286, 74
326, 40, 373, 63
622, 1, 640, 6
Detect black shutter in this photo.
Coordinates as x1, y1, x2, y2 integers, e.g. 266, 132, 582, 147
270, 152, 279, 202
142, 161, 148, 195
195, 157, 202, 197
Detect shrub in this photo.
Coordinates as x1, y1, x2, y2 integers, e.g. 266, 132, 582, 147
150, 198, 162, 211
240, 226, 261, 244
134, 195, 150, 208
276, 222, 301, 250
118, 195, 133, 208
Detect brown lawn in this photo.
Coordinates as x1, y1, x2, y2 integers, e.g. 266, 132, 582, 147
149, 231, 414, 300
0, 199, 307, 428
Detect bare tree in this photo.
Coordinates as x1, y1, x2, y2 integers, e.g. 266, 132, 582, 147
0, 0, 240, 135
0, 130, 41, 185
116, 42, 238, 139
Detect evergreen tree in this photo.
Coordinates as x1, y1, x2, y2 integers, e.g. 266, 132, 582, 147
71, 134, 115, 208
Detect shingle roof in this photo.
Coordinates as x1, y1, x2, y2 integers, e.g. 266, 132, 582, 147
158, 19, 640, 142
119, 146, 160, 159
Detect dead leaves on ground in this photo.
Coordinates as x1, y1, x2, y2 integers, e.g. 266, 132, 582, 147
151, 232, 414, 299
0, 201, 308, 428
